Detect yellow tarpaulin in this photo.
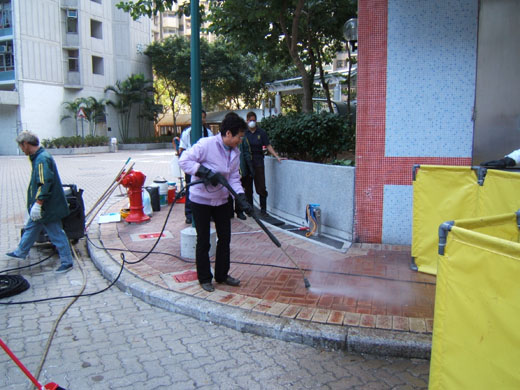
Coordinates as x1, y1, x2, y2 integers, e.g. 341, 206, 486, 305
480, 169, 520, 216
412, 166, 520, 275
429, 215, 520, 389
412, 165, 478, 274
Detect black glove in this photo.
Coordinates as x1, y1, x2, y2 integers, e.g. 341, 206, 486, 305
480, 157, 516, 168
196, 165, 223, 186
235, 193, 253, 216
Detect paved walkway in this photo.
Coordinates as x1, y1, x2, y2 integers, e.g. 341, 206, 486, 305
1, 150, 435, 360
84, 152, 435, 358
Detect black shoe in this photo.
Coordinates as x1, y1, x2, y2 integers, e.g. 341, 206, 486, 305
260, 210, 268, 217
217, 275, 240, 287
236, 211, 246, 220
55, 264, 73, 274
201, 282, 215, 292
185, 217, 192, 224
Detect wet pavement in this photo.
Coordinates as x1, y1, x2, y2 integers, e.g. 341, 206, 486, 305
82, 150, 436, 358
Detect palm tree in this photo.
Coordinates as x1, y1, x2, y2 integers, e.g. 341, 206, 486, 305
79, 97, 106, 136
60, 99, 83, 136
105, 74, 154, 143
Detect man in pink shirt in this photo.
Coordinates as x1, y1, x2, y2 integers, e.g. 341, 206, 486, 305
179, 113, 252, 292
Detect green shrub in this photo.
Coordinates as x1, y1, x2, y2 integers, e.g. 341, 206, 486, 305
85, 135, 109, 146
41, 138, 54, 148
42, 135, 109, 148
260, 112, 355, 163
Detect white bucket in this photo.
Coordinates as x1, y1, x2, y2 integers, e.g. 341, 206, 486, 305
153, 177, 168, 205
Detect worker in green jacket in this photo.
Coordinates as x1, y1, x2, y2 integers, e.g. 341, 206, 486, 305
6, 131, 73, 273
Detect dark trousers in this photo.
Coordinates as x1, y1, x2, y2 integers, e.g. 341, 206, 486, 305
242, 165, 267, 206
191, 201, 232, 284
184, 173, 192, 218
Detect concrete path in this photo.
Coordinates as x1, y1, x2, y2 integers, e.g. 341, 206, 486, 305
0, 150, 432, 389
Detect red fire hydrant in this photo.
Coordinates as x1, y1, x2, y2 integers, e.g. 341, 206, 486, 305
120, 169, 150, 223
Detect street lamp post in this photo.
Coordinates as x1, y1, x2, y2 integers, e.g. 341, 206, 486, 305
343, 18, 358, 120
190, 0, 202, 145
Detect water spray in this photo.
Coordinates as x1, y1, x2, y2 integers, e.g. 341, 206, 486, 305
218, 177, 311, 288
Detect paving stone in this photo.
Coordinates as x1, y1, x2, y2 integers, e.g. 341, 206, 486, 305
0, 151, 431, 390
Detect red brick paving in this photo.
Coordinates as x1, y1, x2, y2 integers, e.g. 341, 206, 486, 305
100, 199, 436, 333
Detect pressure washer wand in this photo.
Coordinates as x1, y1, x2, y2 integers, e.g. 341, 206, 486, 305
217, 177, 311, 288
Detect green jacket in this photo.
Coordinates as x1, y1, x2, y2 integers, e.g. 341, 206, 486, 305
239, 137, 255, 178
27, 147, 69, 223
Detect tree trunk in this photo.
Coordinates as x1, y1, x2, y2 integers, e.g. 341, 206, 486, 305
279, 0, 314, 113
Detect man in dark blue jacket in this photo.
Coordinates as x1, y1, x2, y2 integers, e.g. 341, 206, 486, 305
6, 131, 73, 273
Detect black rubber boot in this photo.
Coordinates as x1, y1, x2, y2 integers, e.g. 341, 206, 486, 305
260, 195, 268, 216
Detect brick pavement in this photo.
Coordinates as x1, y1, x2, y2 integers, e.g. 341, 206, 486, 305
0, 150, 431, 389
96, 198, 436, 336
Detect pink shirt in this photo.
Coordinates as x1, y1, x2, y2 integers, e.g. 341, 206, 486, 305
178, 134, 244, 206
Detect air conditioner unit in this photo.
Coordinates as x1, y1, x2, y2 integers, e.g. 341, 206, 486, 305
67, 9, 78, 18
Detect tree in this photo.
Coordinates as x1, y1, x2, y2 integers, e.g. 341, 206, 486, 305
60, 99, 83, 136
208, 0, 356, 112
146, 36, 293, 113
61, 97, 106, 137
116, 0, 180, 19
105, 74, 155, 143
145, 36, 192, 131
80, 97, 106, 136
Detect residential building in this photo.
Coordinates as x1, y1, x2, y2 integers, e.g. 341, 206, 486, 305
151, 1, 214, 43
0, 0, 153, 155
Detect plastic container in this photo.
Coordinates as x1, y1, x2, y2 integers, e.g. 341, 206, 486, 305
167, 182, 176, 204
142, 189, 153, 216
145, 186, 160, 211
153, 177, 168, 206
109, 137, 118, 152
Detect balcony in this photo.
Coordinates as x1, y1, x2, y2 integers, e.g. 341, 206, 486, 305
0, 89, 19, 105
60, 0, 79, 8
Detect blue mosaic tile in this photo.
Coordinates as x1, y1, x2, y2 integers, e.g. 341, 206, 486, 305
382, 185, 413, 245
385, 0, 478, 158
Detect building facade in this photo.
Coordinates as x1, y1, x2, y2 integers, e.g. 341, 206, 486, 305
151, 1, 214, 43
0, 0, 153, 155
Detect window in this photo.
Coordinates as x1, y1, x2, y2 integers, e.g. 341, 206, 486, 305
0, 41, 13, 72
336, 60, 346, 68
0, 1, 12, 29
67, 50, 79, 72
66, 9, 78, 34
164, 27, 178, 35
91, 0, 102, 4
92, 56, 103, 75
90, 19, 102, 39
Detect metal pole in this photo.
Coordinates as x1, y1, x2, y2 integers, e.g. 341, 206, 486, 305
190, 0, 201, 145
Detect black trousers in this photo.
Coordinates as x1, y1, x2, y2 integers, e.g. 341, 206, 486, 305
191, 200, 232, 284
184, 173, 192, 218
242, 165, 267, 206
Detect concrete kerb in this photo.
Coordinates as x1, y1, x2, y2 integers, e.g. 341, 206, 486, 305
86, 223, 432, 358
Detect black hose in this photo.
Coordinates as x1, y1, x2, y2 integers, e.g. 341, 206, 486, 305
0, 275, 30, 298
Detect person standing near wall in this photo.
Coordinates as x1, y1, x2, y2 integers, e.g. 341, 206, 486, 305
178, 110, 213, 224
178, 113, 252, 292
243, 111, 285, 216
233, 135, 254, 220
6, 131, 74, 273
